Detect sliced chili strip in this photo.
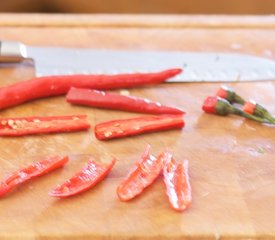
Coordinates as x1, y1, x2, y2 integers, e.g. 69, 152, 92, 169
0, 155, 68, 196
66, 87, 184, 115
117, 145, 164, 201
49, 158, 116, 197
95, 114, 184, 140
0, 68, 182, 111
163, 152, 191, 211
0, 115, 90, 136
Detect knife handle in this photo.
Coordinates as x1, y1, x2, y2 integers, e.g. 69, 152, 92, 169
0, 41, 28, 62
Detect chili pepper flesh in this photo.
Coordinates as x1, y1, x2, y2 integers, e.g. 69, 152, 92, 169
0, 115, 90, 136
95, 114, 184, 140
49, 158, 116, 197
0, 156, 68, 196
163, 152, 191, 211
66, 87, 184, 115
117, 145, 164, 201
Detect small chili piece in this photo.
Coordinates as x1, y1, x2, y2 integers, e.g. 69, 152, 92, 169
0, 68, 182, 111
202, 96, 270, 124
66, 87, 184, 115
162, 151, 191, 211
0, 115, 90, 136
243, 100, 256, 115
49, 158, 116, 197
0, 156, 68, 196
117, 145, 164, 201
243, 100, 275, 123
216, 85, 245, 104
95, 114, 184, 140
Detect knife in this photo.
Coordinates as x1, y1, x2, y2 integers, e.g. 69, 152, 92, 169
1, 40, 275, 82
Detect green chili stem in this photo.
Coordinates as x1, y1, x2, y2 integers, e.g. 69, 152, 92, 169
233, 94, 245, 105
254, 104, 275, 123
230, 106, 274, 124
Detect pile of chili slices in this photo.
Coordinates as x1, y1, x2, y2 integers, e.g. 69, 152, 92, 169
0, 68, 191, 212
0, 145, 191, 211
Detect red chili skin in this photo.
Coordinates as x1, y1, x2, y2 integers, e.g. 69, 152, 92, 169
117, 145, 164, 201
216, 86, 228, 99
0, 68, 182, 111
202, 96, 218, 114
163, 152, 191, 212
66, 87, 184, 115
49, 158, 116, 198
243, 100, 256, 115
0, 115, 90, 136
94, 114, 184, 140
0, 156, 68, 196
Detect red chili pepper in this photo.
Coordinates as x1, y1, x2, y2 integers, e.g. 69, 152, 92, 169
202, 96, 220, 114
94, 114, 184, 140
49, 158, 116, 197
117, 145, 164, 201
216, 85, 245, 104
0, 115, 90, 136
163, 151, 191, 211
0, 68, 182, 111
66, 87, 184, 115
243, 100, 275, 124
0, 156, 68, 196
243, 100, 256, 115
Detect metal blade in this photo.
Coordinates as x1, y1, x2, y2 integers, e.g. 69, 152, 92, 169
27, 46, 275, 82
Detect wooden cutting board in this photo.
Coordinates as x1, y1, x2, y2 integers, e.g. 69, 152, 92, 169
0, 14, 274, 239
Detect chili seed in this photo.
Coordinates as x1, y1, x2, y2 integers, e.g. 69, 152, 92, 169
104, 131, 113, 138
73, 117, 79, 120
8, 120, 14, 126
33, 119, 41, 123
119, 89, 130, 96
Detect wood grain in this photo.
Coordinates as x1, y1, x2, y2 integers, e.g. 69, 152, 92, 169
0, 14, 274, 239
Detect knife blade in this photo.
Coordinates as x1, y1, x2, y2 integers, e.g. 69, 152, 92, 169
1, 40, 275, 82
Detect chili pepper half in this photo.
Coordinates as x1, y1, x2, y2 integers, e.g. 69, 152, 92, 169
66, 87, 184, 115
0, 68, 182, 111
216, 85, 245, 104
202, 96, 270, 124
0, 156, 68, 196
117, 145, 164, 201
49, 158, 116, 197
0, 115, 90, 136
95, 114, 184, 140
162, 151, 191, 212
243, 100, 275, 124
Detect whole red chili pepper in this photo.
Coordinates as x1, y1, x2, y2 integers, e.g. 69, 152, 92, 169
162, 151, 191, 212
0, 115, 90, 136
49, 158, 116, 197
0, 68, 182, 111
117, 145, 164, 201
66, 87, 184, 115
0, 156, 68, 196
94, 114, 184, 140
243, 100, 275, 124
202, 96, 270, 123
216, 85, 245, 104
